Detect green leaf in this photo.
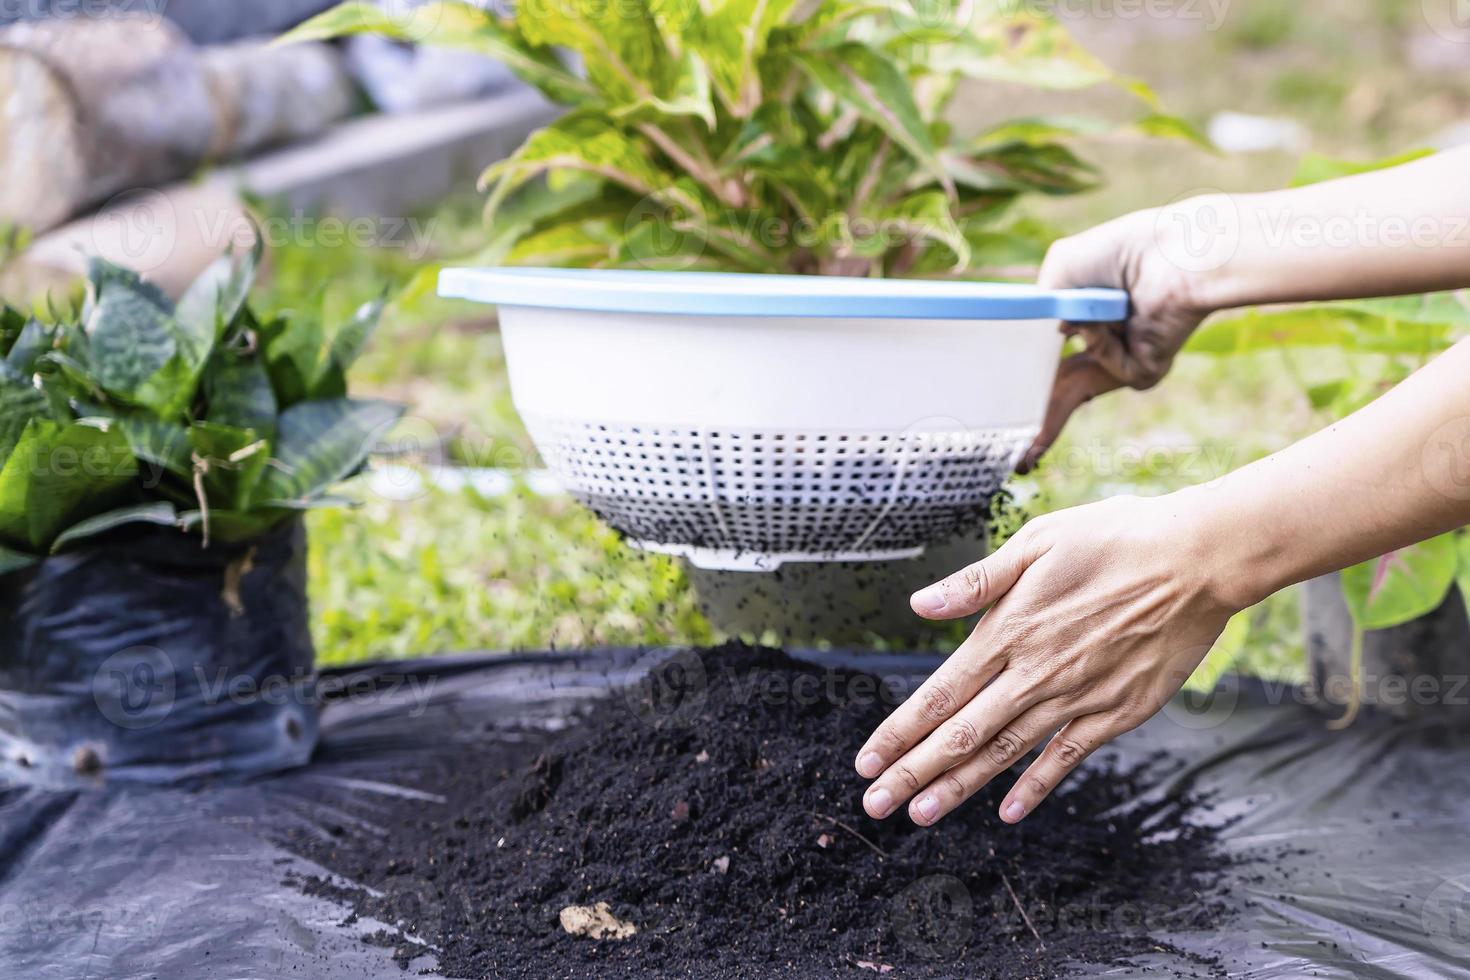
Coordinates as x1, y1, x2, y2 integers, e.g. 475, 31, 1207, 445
1187, 305, 1458, 356
612, 49, 716, 130
118, 415, 192, 480
864, 190, 970, 270
653, 0, 800, 117
1185, 608, 1252, 692
85, 270, 178, 405
255, 399, 403, 505
1458, 532, 1470, 628
205, 352, 280, 435
1292, 149, 1435, 187
6, 319, 51, 373
481, 115, 681, 224
943, 142, 1099, 196
1341, 535, 1459, 632
277, 1, 595, 106
0, 306, 25, 357
189, 422, 269, 512
1305, 378, 1353, 412
1131, 114, 1215, 151
507, 218, 622, 267
176, 508, 282, 544
261, 313, 327, 408
0, 361, 46, 465
793, 43, 949, 191
50, 502, 179, 553
0, 541, 35, 575
0, 418, 137, 551
922, 10, 1125, 94
329, 297, 384, 373
176, 246, 259, 359
515, 0, 713, 124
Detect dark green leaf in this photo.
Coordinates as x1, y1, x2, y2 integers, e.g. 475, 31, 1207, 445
262, 313, 326, 408
118, 415, 191, 480
0, 543, 35, 575
255, 399, 403, 504
85, 277, 178, 403
0, 361, 46, 465
6, 319, 51, 373
50, 502, 179, 553
205, 353, 279, 435
177, 507, 282, 544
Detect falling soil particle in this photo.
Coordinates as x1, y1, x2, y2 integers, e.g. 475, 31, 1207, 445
285, 644, 1233, 978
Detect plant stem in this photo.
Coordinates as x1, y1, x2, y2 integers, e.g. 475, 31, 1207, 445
1327, 624, 1364, 730
637, 123, 747, 209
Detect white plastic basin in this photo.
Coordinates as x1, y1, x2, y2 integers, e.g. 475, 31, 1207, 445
439, 268, 1127, 571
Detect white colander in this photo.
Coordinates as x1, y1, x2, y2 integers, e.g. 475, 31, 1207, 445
439, 268, 1127, 571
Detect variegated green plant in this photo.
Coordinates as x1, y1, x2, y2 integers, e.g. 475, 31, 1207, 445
0, 249, 402, 574
283, 0, 1203, 277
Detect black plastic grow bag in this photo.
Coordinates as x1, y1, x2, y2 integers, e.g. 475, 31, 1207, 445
3, 647, 1470, 978
0, 520, 317, 787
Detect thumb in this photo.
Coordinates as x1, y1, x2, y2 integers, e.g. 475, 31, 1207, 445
1016, 351, 1123, 475
911, 531, 1036, 620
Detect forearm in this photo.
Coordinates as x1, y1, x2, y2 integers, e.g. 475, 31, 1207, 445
1173, 148, 1470, 313
1183, 337, 1470, 609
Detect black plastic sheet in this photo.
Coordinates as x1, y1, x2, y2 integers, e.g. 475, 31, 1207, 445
3, 648, 1470, 978
0, 521, 317, 788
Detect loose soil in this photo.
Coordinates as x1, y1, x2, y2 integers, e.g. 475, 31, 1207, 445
285, 644, 1233, 979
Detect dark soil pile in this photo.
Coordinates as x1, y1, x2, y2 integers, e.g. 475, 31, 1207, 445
285, 645, 1232, 979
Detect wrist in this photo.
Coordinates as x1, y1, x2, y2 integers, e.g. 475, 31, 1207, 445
1141, 193, 1268, 317
1167, 482, 1289, 613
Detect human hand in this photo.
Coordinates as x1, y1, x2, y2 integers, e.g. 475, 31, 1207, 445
852, 492, 1250, 826
1021, 206, 1218, 473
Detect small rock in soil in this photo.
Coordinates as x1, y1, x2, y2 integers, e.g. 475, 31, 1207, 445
285, 644, 1232, 978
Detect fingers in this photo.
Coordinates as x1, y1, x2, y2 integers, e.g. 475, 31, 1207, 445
910, 531, 1035, 621
900, 698, 1073, 826
998, 713, 1116, 824
860, 671, 1037, 819
1016, 352, 1123, 474
853, 635, 1007, 781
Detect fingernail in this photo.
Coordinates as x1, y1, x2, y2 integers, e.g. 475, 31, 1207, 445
867, 787, 894, 818
911, 585, 947, 616
916, 796, 939, 822
1003, 801, 1025, 822
856, 752, 884, 778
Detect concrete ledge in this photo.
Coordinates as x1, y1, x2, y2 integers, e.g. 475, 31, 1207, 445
8, 89, 558, 299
